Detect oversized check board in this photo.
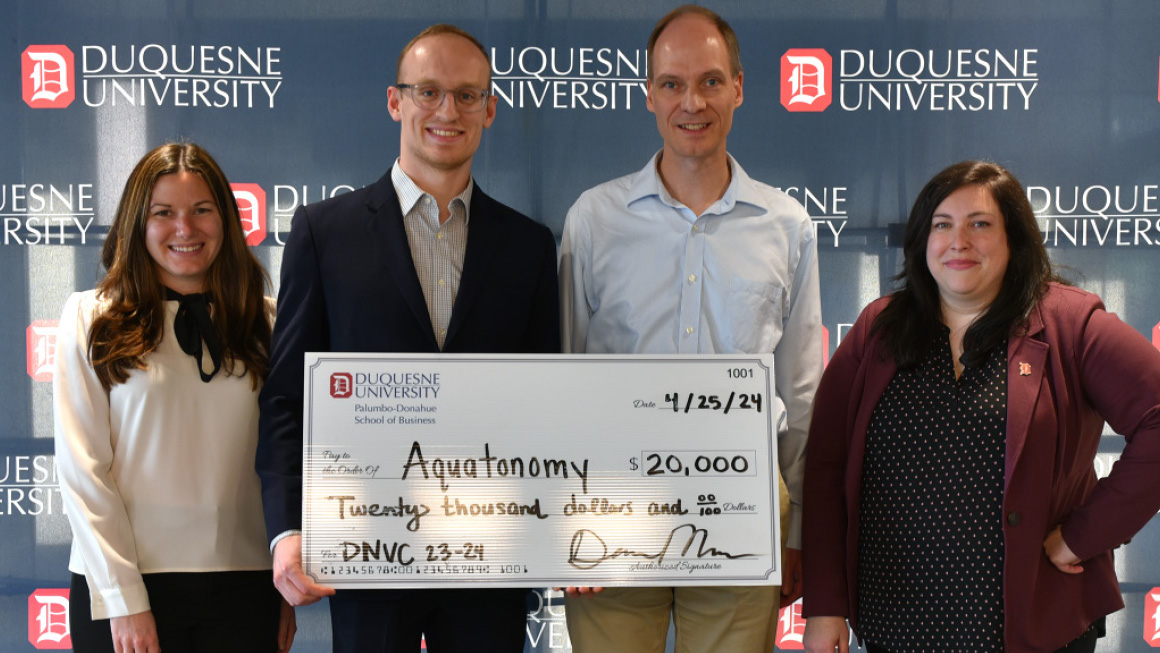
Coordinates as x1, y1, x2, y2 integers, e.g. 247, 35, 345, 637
302, 354, 782, 588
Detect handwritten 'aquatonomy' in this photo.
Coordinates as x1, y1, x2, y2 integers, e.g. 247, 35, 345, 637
400, 441, 590, 493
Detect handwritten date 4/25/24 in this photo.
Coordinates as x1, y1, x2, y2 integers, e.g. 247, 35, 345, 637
663, 391, 762, 414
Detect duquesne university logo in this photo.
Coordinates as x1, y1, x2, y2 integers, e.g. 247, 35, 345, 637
490, 45, 648, 111
22, 45, 75, 108
27, 320, 59, 383
231, 183, 267, 246
775, 600, 807, 649
821, 324, 831, 369
1147, 588, 1160, 647
780, 49, 832, 112
779, 46, 1039, 112
331, 372, 353, 399
1030, 183, 1160, 249
28, 589, 71, 649
22, 42, 282, 109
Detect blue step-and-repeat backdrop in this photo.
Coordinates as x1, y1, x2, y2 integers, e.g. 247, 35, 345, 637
5, 1, 1160, 650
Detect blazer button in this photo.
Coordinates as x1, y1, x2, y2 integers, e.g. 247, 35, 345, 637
1006, 512, 1022, 526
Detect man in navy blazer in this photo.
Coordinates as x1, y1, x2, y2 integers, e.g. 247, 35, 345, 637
256, 24, 559, 653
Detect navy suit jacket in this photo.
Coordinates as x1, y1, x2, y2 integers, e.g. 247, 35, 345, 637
257, 171, 560, 541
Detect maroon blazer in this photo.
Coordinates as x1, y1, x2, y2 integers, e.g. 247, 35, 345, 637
803, 283, 1160, 652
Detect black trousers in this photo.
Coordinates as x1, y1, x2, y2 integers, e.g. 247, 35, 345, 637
864, 618, 1104, 653
69, 571, 281, 653
329, 587, 529, 653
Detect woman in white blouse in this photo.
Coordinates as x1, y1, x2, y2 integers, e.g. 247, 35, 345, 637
54, 143, 294, 653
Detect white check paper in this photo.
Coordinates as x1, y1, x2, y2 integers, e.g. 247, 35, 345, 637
302, 354, 781, 588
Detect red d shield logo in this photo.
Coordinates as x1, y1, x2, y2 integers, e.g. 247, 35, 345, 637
23, 45, 75, 108
781, 49, 832, 112
28, 588, 71, 649
231, 183, 268, 246
331, 372, 353, 398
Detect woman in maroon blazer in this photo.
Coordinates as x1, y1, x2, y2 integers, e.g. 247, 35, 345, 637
802, 161, 1160, 653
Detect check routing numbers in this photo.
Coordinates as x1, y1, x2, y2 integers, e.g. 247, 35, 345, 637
302, 355, 779, 587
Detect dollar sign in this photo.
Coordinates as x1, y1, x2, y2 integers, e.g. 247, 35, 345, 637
628, 456, 639, 471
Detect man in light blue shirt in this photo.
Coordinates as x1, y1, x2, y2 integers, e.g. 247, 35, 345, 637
558, 5, 822, 652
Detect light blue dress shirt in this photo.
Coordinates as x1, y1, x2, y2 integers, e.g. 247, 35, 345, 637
559, 153, 823, 547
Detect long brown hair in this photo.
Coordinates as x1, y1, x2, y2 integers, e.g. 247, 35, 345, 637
89, 142, 271, 390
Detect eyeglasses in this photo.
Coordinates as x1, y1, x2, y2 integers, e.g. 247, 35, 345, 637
395, 84, 491, 112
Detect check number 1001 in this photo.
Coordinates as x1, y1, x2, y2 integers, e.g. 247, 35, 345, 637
641, 451, 755, 477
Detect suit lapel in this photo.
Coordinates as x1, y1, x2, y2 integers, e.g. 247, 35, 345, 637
364, 175, 438, 347
1004, 307, 1047, 490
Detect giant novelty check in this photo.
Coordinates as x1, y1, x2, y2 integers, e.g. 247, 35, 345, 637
302, 354, 782, 588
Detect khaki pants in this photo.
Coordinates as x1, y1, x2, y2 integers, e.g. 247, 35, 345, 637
564, 471, 792, 653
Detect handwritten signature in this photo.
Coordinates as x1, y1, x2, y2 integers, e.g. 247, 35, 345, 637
567, 523, 755, 569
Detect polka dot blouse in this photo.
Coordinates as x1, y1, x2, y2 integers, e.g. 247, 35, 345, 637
856, 329, 1007, 653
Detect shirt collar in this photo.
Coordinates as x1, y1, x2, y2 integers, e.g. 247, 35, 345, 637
626, 151, 762, 217
390, 159, 474, 224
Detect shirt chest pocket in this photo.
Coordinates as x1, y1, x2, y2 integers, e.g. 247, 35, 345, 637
727, 278, 785, 353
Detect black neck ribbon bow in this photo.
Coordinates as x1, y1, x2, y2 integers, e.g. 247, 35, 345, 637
165, 287, 223, 382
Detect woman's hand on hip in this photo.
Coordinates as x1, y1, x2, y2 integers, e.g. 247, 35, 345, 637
1044, 526, 1084, 574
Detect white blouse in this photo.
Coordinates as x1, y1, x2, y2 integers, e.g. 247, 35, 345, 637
53, 290, 274, 619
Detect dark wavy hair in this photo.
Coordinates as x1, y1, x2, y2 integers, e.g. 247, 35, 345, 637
872, 160, 1061, 369
89, 142, 271, 390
